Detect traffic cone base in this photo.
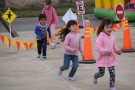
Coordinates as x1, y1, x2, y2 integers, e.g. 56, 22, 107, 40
79, 59, 96, 64
122, 49, 135, 53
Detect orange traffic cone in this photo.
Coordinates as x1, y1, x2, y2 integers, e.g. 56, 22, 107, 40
79, 26, 96, 64
122, 18, 135, 52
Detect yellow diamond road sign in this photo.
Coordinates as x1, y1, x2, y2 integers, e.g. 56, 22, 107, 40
2, 8, 17, 24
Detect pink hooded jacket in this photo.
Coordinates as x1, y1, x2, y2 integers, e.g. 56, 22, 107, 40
64, 32, 83, 55
95, 32, 120, 67
42, 7, 59, 28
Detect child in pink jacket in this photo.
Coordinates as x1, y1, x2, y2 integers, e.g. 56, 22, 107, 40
93, 19, 122, 90
42, 0, 59, 45
58, 20, 83, 81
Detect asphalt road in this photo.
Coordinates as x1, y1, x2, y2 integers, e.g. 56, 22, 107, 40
0, 14, 103, 32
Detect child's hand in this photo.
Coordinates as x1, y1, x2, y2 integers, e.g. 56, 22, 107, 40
43, 31, 47, 36
70, 48, 77, 52
42, 29, 45, 32
81, 54, 84, 59
116, 50, 122, 55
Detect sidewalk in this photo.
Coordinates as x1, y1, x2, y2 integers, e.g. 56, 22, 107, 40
0, 27, 135, 90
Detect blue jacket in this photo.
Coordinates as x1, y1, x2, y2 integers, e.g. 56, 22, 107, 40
35, 24, 51, 40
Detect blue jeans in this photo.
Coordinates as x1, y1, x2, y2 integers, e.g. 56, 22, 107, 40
60, 54, 79, 77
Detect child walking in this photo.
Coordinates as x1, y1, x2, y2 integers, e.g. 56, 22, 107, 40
93, 19, 122, 90
35, 14, 51, 58
42, 0, 59, 45
58, 20, 83, 81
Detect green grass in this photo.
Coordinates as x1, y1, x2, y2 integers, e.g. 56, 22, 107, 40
1, 2, 95, 18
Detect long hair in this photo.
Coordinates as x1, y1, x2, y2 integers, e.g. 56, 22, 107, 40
96, 19, 113, 36
58, 20, 77, 42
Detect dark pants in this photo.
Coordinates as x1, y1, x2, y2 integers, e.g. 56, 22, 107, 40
37, 37, 47, 56
94, 66, 115, 88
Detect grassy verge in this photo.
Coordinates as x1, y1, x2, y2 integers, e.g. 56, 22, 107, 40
1, 2, 94, 18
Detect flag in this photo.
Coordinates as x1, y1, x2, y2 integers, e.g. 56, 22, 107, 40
62, 8, 77, 24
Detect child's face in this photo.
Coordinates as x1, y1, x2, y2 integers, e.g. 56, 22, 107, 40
39, 18, 46, 26
44, 3, 50, 9
68, 24, 77, 32
103, 24, 113, 36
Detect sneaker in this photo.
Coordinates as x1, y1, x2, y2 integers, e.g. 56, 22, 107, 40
110, 87, 117, 90
69, 77, 75, 81
58, 70, 62, 76
37, 55, 40, 58
93, 77, 97, 84
42, 56, 46, 59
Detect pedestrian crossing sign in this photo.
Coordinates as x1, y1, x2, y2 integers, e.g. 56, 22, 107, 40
2, 8, 17, 24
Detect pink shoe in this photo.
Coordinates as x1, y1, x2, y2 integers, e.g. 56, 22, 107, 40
58, 70, 62, 76
93, 77, 97, 84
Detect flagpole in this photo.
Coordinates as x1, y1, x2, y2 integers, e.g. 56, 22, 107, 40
2, 8, 17, 54
69, 8, 71, 20
82, 14, 85, 30
81, 13, 85, 38
9, 23, 12, 53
